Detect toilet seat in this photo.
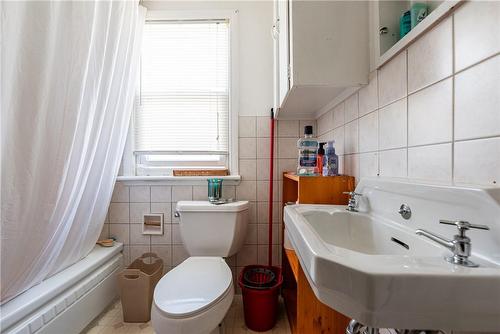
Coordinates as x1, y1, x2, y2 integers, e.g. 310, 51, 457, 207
153, 257, 232, 319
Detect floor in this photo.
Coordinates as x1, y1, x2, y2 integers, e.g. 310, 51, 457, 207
81, 295, 291, 334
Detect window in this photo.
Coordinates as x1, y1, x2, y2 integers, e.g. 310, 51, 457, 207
134, 18, 235, 176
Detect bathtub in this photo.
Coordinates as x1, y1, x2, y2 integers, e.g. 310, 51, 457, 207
0, 243, 123, 334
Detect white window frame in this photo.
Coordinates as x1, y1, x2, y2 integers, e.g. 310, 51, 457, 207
122, 10, 239, 177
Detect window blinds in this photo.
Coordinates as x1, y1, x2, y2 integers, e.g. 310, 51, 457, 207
135, 20, 229, 155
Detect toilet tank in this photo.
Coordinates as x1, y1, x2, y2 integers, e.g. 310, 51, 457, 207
176, 201, 249, 257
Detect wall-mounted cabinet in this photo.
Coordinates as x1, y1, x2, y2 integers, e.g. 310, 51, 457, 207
370, 0, 462, 70
273, 0, 369, 119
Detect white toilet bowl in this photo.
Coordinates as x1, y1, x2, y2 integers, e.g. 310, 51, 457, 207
151, 257, 233, 334
151, 201, 249, 334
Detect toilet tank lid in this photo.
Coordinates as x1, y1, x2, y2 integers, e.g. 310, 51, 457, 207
176, 200, 249, 212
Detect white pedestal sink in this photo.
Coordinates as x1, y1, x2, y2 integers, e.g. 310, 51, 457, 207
284, 177, 500, 332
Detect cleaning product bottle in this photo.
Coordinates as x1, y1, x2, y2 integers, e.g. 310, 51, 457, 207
411, 3, 428, 29
297, 126, 319, 175
316, 142, 325, 175
322, 141, 338, 176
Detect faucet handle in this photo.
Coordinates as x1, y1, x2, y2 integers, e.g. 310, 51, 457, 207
439, 220, 489, 235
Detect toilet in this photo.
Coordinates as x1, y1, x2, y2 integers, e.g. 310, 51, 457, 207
151, 200, 249, 334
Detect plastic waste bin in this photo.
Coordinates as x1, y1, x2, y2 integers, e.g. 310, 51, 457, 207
118, 252, 163, 322
239, 265, 283, 332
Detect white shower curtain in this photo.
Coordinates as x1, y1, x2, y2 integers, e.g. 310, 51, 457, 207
1, 1, 145, 303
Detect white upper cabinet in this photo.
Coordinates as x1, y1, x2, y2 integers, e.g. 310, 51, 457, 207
273, 0, 369, 119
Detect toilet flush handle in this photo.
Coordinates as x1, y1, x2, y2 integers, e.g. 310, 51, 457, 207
174, 211, 180, 218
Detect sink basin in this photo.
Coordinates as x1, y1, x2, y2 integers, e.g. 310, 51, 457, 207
303, 210, 437, 256
284, 178, 500, 332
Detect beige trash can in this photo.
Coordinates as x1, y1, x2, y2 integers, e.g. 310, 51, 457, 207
119, 252, 164, 322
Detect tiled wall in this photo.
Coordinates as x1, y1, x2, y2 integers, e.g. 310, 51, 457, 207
101, 118, 314, 291
317, 1, 499, 187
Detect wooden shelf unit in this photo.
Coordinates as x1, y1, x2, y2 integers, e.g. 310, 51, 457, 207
281, 172, 355, 334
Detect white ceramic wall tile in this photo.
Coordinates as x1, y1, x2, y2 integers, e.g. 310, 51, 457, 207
317, 110, 333, 136
408, 143, 452, 182
172, 186, 193, 202
257, 224, 279, 245
129, 203, 150, 223
130, 246, 151, 262
332, 103, 345, 129
150, 186, 171, 202
408, 17, 452, 93
99, 224, 109, 240
359, 111, 379, 153
332, 127, 345, 156
454, 137, 500, 186
379, 148, 407, 178
256, 180, 278, 202
344, 93, 359, 123
318, 130, 334, 143
338, 155, 344, 175
256, 137, 271, 159
172, 245, 189, 266
151, 224, 172, 245
256, 116, 270, 137
359, 71, 378, 116
236, 181, 257, 201
151, 245, 172, 267
455, 55, 500, 140
130, 224, 150, 245
151, 202, 171, 222
408, 78, 452, 146
239, 159, 257, 181
109, 224, 129, 245
359, 152, 379, 179
257, 245, 280, 266
129, 186, 150, 203
111, 183, 129, 202
239, 116, 256, 137
257, 202, 279, 223
222, 185, 236, 199
236, 245, 258, 267
278, 158, 297, 178
378, 51, 407, 107
344, 154, 359, 182
454, 1, 500, 71
278, 138, 298, 159
344, 120, 359, 154
278, 120, 300, 137
171, 224, 182, 244
379, 99, 407, 150
256, 159, 278, 181
108, 203, 129, 223
192, 186, 207, 201
245, 224, 258, 244
239, 137, 257, 159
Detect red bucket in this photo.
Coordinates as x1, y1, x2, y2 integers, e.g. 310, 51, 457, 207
238, 265, 283, 332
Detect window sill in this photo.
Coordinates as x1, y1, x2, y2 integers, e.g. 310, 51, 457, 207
115, 175, 241, 186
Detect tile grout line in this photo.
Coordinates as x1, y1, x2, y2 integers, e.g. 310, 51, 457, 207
451, 13, 456, 183
405, 49, 409, 179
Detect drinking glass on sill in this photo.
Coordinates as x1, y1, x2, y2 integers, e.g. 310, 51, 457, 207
208, 178, 223, 203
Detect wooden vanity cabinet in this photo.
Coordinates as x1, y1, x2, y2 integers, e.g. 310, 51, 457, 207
281, 173, 355, 334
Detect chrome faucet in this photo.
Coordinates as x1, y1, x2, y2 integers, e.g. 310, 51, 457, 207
415, 219, 489, 267
343, 191, 362, 212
